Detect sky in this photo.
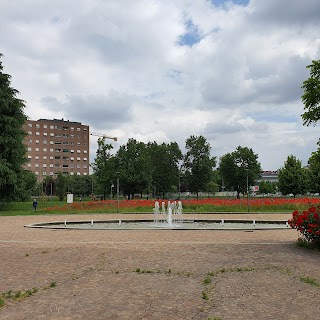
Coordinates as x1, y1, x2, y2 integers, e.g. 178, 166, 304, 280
1, 0, 320, 170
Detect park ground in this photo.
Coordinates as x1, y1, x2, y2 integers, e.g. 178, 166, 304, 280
0, 213, 319, 320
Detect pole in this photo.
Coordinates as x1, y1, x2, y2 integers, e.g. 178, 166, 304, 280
116, 173, 119, 213
246, 171, 250, 212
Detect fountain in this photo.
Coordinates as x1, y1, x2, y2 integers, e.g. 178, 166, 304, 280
25, 201, 291, 231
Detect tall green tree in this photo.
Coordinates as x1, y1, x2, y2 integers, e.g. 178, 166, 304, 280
306, 149, 320, 193
183, 135, 216, 198
0, 53, 28, 202
148, 141, 182, 198
91, 137, 116, 199
301, 60, 320, 126
278, 155, 307, 197
56, 172, 67, 201
219, 146, 261, 198
258, 180, 277, 195
116, 138, 152, 199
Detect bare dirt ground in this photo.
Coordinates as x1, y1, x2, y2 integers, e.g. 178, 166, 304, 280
0, 213, 319, 320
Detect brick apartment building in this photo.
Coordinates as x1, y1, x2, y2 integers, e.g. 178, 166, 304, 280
23, 118, 90, 181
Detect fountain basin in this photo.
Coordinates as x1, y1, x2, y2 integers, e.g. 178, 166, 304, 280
25, 219, 291, 230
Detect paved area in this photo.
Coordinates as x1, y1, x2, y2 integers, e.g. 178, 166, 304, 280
0, 213, 319, 320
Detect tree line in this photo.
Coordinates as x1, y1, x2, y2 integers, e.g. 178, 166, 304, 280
1, 55, 320, 202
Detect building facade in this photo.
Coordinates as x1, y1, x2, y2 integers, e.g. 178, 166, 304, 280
23, 118, 89, 180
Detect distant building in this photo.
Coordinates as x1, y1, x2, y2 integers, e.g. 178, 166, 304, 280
23, 118, 89, 181
258, 171, 278, 183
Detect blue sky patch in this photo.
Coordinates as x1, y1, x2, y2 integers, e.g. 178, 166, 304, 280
210, 0, 250, 8
178, 19, 202, 47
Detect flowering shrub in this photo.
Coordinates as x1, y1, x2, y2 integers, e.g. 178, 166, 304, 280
288, 206, 320, 247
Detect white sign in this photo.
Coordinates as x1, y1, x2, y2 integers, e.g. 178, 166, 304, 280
67, 193, 74, 204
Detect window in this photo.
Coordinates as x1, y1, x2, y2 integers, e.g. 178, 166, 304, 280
63, 164, 69, 168
83, 158, 87, 161
83, 143, 87, 146
50, 125, 54, 129
63, 126, 68, 130
50, 164, 54, 168
28, 123, 32, 127
70, 127, 74, 131
43, 164, 47, 168
35, 163, 39, 168
55, 149, 61, 153
63, 156, 69, 160
63, 134, 69, 138
50, 141, 54, 144
77, 127, 81, 131
36, 132, 40, 136
27, 147, 32, 151
28, 155, 32, 159
77, 142, 81, 146
70, 157, 74, 161
70, 164, 74, 168
70, 172, 74, 175
50, 156, 54, 160
83, 164, 87, 168
83, 172, 87, 175
35, 156, 39, 160
55, 156, 61, 159
35, 140, 39, 144
55, 133, 61, 137
55, 141, 62, 144
77, 157, 81, 161
50, 148, 54, 152
28, 139, 32, 143
43, 172, 47, 176
55, 126, 61, 130
43, 148, 47, 152
63, 149, 69, 153
43, 156, 47, 160
63, 141, 69, 145
55, 164, 61, 168
77, 164, 81, 168
28, 131, 32, 135
43, 140, 47, 144
77, 150, 81, 153
84, 128, 87, 132
70, 142, 74, 145
36, 124, 40, 128
43, 132, 48, 136
50, 172, 53, 176
27, 163, 31, 167
44, 124, 47, 129
35, 172, 39, 175
70, 150, 74, 153
77, 172, 81, 175
50, 133, 54, 137
70, 134, 74, 138
84, 150, 87, 154
35, 147, 39, 152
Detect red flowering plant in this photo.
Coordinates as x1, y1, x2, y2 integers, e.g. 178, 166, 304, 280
288, 205, 320, 248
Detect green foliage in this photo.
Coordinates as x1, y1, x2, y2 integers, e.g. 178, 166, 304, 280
56, 172, 67, 201
307, 148, 320, 193
0, 53, 28, 202
148, 141, 182, 197
258, 180, 277, 195
183, 135, 216, 198
300, 276, 320, 287
91, 137, 115, 199
219, 146, 262, 197
116, 139, 152, 199
301, 60, 320, 126
278, 155, 307, 197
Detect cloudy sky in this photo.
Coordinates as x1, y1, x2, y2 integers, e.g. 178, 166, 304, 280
1, 0, 320, 170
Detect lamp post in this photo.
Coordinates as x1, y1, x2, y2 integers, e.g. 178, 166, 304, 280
111, 183, 114, 199
246, 169, 250, 212
116, 172, 119, 213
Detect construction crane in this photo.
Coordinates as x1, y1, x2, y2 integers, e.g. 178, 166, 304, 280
90, 132, 117, 141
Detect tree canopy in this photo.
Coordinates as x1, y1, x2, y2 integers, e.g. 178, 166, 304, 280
301, 60, 320, 126
278, 155, 307, 197
219, 146, 261, 198
0, 53, 29, 202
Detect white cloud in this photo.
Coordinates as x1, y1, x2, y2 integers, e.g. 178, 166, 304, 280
1, 0, 320, 170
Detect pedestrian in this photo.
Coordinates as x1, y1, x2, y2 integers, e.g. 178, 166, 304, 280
33, 199, 38, 211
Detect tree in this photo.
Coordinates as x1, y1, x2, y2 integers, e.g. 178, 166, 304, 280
278, 155, 307, 197
148, 141, 182, 198
301, 60, 320, 126
306, 148, 320, 193
0, 53, 28, 202
219, 146, 262, 198
91, 137, 116, 199
183, 135, 216, 198
258, 180, 277, 195
116, 139, 152, 199
56, 172, 67, 201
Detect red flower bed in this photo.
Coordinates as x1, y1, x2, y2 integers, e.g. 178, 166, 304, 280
289, 205, 320, 246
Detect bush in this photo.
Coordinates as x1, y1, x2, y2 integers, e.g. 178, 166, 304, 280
289, 206, 320, 247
